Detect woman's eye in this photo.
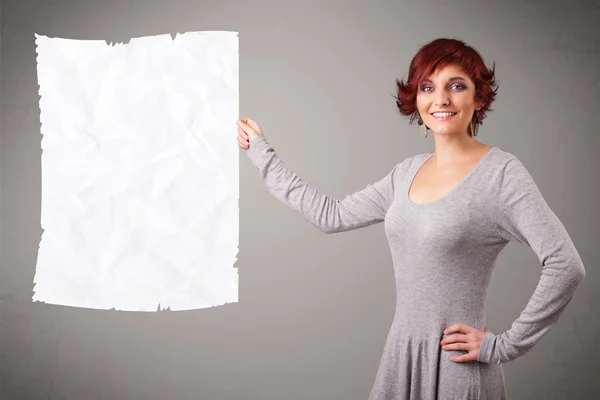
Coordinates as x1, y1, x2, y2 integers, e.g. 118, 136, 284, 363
420, 84, 465, 92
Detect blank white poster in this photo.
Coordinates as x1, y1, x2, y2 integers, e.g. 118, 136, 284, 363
33, 31, 239, 311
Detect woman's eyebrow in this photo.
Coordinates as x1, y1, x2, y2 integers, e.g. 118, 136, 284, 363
421, 77, 467, 83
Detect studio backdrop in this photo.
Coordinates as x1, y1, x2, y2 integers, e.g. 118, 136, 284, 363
1, 0, 598, 399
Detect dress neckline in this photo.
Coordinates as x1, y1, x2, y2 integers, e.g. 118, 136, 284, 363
406, 147, 498, 207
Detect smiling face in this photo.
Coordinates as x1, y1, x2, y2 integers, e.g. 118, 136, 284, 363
416, 64, 481, 136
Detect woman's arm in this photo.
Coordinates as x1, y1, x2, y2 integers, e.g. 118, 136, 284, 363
477, 157, 586, 364
246, 135, 405, 234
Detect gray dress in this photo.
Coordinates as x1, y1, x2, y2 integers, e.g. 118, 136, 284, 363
246, 136, 585, 399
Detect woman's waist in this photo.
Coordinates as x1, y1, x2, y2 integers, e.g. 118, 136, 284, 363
391, 305, 486, 338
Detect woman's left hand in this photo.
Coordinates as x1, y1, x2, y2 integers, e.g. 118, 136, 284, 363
440, 323, 492, 362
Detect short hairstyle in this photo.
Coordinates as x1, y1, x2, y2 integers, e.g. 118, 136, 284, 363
394, 38, 499, 131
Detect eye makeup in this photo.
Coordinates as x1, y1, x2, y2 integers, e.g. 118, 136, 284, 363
419, 78, 468, 92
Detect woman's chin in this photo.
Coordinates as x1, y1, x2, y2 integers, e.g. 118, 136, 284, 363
427, 123, 464, 136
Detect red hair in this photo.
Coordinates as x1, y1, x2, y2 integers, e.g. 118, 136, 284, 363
394, 38, 499, 129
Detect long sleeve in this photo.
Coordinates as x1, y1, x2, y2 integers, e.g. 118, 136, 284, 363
477, 157, 586, 364
246, 135, 405, 234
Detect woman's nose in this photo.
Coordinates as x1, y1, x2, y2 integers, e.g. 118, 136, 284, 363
434, 90, 450, 106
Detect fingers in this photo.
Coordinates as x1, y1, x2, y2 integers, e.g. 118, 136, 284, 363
449, 353, 476, 362
245, 117, 259, 131
236, 122, 249, 150
441, 334, 478, 363
441, 341, 472, 351
238, 126, 248, 140
443, 323, 473, 335
440, 333, 468, 346
236, 119, 256, 137
238, 134, 249, 150
237, 117, 264, 150
441, 323, 487, 363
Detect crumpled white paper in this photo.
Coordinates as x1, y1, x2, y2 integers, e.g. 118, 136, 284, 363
33, 31, 239, 311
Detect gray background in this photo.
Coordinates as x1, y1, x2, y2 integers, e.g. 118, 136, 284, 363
1, 0, 598, 399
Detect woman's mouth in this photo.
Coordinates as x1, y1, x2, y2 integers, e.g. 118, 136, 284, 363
431, 112, 457, 121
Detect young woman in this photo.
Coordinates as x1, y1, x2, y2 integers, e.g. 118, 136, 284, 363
236, 38, 585, 399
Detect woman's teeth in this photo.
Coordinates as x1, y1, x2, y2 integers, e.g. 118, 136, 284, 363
432, 112, 457, 120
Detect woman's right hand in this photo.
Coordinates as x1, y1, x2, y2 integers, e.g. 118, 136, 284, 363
236, 117, 264, 150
